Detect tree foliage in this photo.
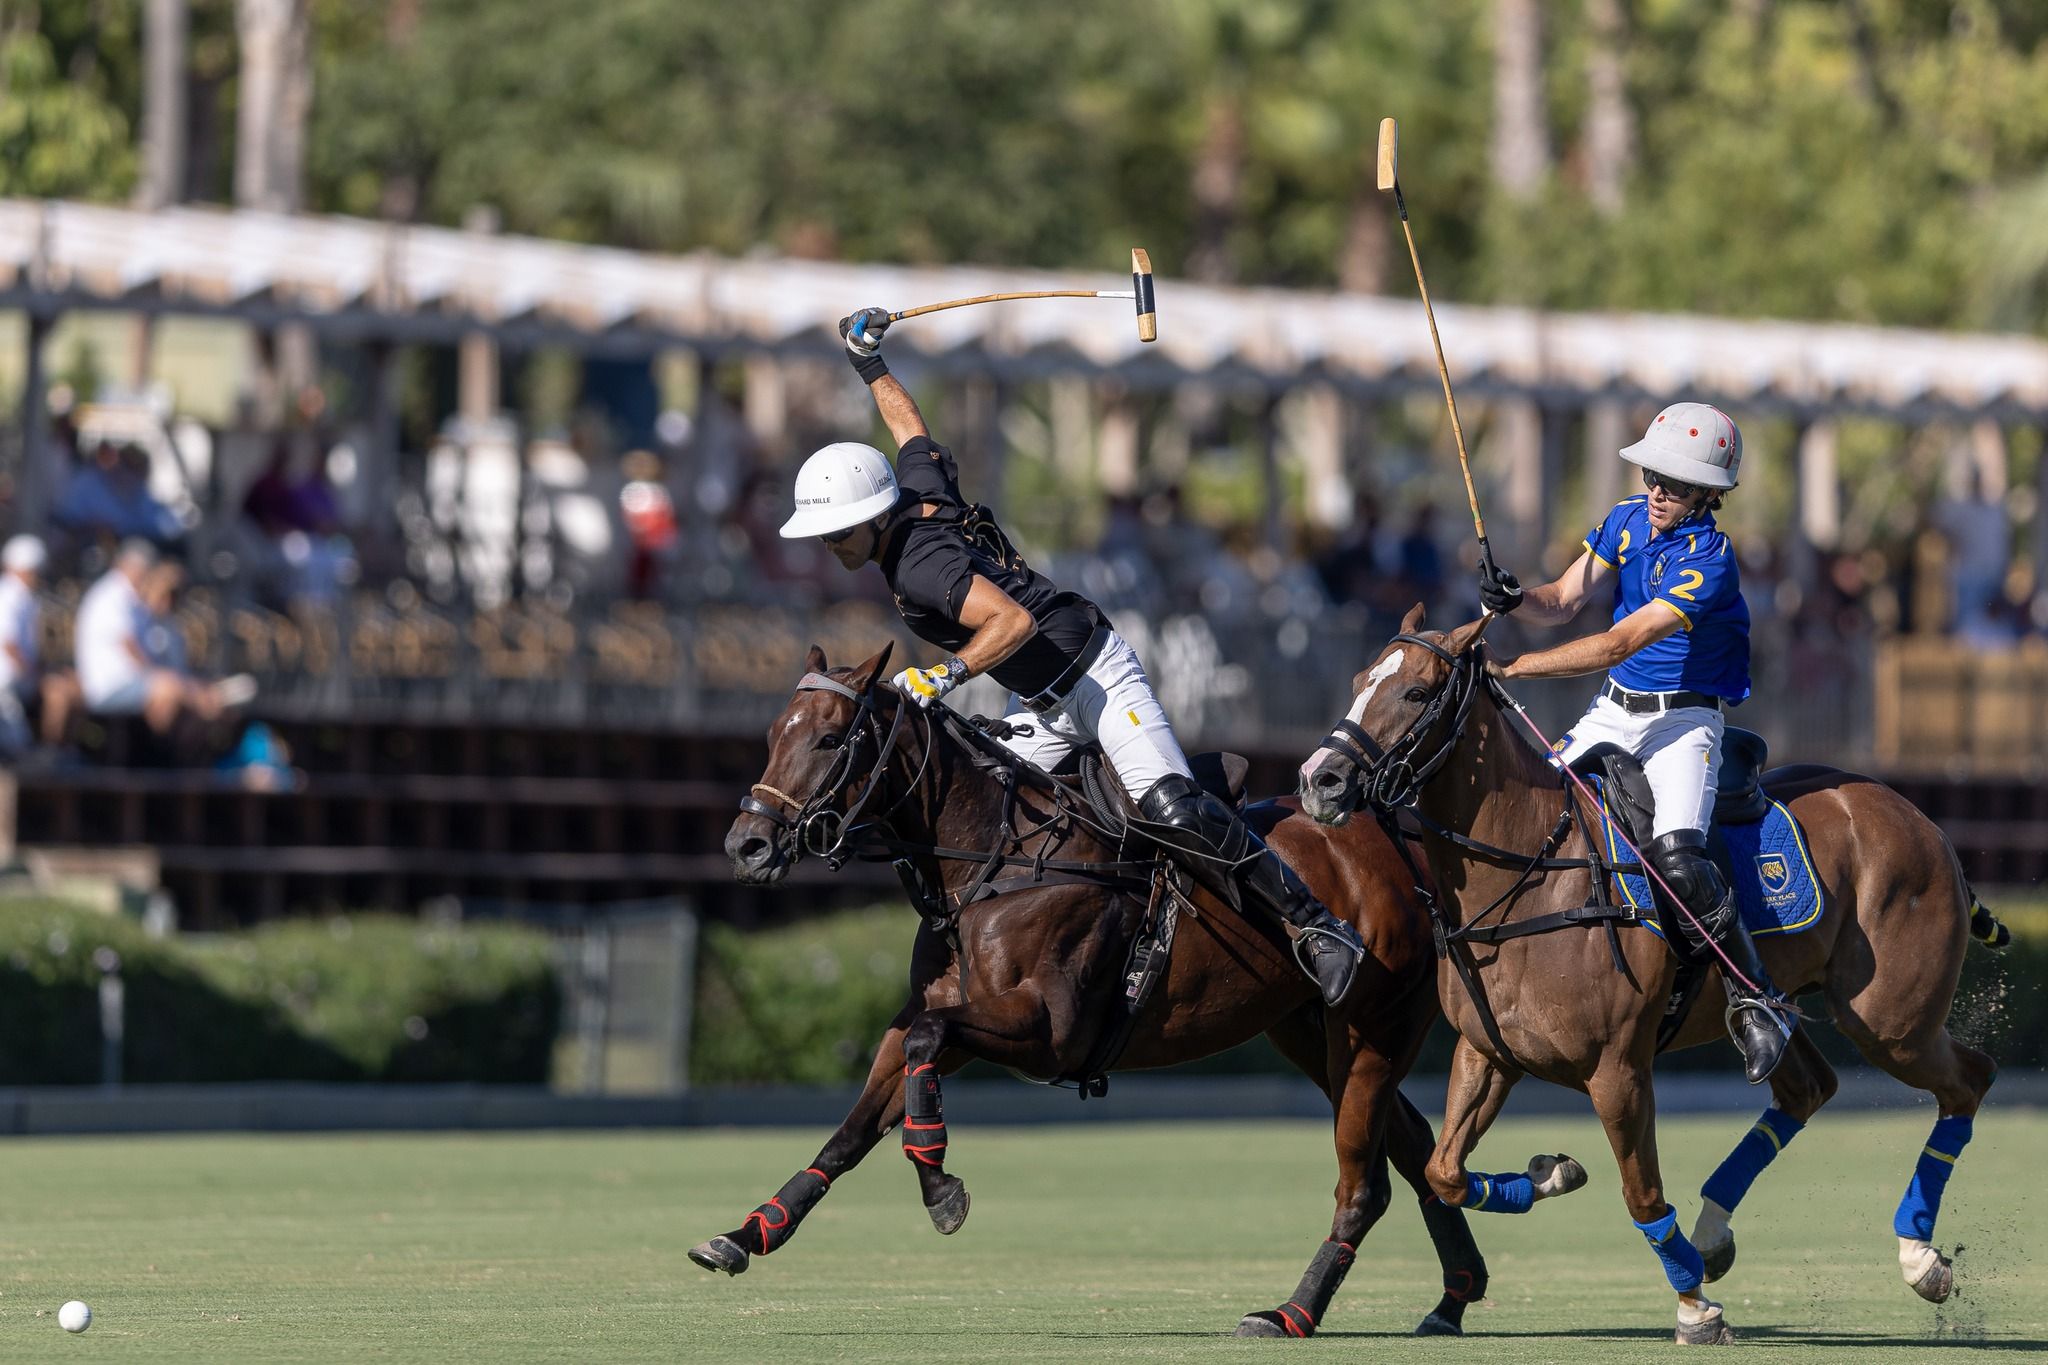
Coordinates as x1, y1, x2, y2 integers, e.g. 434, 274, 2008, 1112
14, 0, 2048, 332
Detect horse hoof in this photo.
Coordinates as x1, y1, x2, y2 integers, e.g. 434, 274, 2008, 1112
1234, 1312, 1291, 1338
688, 1235, 750, 1276
1675, 1299, 1735, 1346
926, 1178, 971, 1235
1527, 1152, 1588, 1200
1699, 1234, 1736, 1283
1903, 1245, 1954, 1303
1413, 1311, 1463, 1337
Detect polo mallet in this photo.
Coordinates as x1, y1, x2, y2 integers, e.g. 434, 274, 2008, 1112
1377, 118, 1498, 591
885, 248, 1158, 341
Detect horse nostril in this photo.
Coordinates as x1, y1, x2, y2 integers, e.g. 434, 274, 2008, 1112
1312, 769, 1345, 793
736, 836, 770, 863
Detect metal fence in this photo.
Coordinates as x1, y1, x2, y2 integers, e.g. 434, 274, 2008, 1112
449, 896, 699, 1095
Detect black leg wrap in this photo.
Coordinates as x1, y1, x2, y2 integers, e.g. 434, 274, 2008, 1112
1290, 1238, 1357, 1327
737, 1166, 832, 1255
1239, 1239, 1354, 1338
1417, 1193, 1487, 1331
903, 1062, 948, 1168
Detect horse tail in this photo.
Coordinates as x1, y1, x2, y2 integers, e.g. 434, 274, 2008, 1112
1966, 883, 2012, 951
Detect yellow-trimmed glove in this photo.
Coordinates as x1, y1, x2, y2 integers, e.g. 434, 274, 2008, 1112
893, 657, 968, 708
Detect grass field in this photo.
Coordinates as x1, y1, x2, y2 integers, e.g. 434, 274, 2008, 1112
1, 1110, 2041, 1362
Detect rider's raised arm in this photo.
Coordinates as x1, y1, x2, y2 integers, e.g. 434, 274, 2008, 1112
1517, 548, 1612, 627
869, 373, 932, 449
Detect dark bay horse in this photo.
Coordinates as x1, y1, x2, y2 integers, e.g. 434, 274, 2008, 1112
692, 643, 1533, 1338
1297, 608, 2005, 1345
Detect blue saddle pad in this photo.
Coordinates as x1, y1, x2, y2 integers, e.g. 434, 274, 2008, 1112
1589, 778, 1822, 938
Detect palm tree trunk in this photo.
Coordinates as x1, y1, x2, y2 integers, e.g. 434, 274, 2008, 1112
1582, 0, 1633, 215
1490, 0, 1549, 202
138, 0, 189, 209
1188, 93, 1244, 285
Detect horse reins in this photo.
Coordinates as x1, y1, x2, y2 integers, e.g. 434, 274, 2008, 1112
739, 670, 927, 867
738, 676, 1156, 906
1315, 638, 1767, 997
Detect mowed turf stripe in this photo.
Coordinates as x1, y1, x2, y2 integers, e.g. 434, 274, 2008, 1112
0, 1113, 2040, 1362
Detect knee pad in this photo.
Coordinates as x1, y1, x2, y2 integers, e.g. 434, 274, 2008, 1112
1647, 830, 1734, 950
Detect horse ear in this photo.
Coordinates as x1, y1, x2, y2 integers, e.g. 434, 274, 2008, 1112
805, 644, 829, 674
1444, 615, 1494, 656
1399, 602, 1427, 635
848, 641, 896, 690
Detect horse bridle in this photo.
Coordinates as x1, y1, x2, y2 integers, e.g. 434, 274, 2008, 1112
1318, 632, 1487, 813
737, 671, 928, 868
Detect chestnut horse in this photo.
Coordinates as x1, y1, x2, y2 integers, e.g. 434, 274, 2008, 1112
1298, 609, 2005, 1345
692, 643, 1524, 1339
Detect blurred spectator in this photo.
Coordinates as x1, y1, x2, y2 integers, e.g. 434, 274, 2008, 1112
76, 542, 255, 752
241, 436, 354, 605
1317, 491, 1388, 609
53, 441, 181, 546
618, 449, 679, 600
0, 536, 80, 756
1397, 503, 1446, 617
1058, 494, 1166, 616
1932, 471, 2008, 640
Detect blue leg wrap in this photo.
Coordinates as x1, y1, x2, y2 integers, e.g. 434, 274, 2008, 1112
1463, 1170, 1535, 1214
1700, 1107, 1804, 1212
1635, 1206, 1705, 1293
1893, 1114, 1973, 1241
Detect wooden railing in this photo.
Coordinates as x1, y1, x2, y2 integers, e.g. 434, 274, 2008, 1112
1875, 638, 2048, 776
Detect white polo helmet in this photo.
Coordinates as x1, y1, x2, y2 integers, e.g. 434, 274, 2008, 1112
1620, 402, 1742, 490
779, 442, 901, 539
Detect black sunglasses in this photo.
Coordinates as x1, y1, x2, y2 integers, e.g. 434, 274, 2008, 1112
820, 524, 862, 545
1642, 469, 1708, 501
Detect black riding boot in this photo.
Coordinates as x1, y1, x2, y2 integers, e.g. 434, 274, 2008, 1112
1137, 774, 1366, 1006
1647, 831, 1794, 1084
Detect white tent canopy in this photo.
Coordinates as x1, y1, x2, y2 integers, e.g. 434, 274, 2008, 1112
4, 199, 2047, 420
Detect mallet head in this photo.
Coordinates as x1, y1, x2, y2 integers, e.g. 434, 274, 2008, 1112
1132, 248, 1157, 343
1376, 118, 1399, 193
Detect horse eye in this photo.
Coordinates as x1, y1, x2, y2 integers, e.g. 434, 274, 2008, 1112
818, 734, 842, 750
1404, 686, 1430, 703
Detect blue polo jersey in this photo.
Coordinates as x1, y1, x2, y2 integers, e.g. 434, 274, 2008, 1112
1583, 495, 1750, 703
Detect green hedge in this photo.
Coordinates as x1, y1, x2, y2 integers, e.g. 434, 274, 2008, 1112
690, 906, 917, 1085
0, 904, 561, 1084
689, 899, 2048, 1085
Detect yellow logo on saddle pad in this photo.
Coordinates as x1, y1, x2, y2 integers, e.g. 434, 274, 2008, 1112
1756, 853, 1792, 900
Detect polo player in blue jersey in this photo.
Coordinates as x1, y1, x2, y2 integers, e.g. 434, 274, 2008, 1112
1474, 402, 1798, 1084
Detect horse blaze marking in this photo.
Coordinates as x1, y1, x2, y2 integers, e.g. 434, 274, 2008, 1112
1300, 650, 1406, 783
1351, 650, 1407, 721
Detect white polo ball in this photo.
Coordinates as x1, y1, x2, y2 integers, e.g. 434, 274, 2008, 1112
58, 1300, 92, 1333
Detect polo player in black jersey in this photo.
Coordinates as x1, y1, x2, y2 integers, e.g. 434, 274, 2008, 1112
773, 307, 1366, 1005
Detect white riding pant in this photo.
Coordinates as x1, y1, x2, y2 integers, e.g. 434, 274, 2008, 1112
1552, 693, 1724, 839
996, 630, 1193, 802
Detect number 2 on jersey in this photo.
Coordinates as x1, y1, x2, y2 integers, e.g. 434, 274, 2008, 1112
1667, 568, 1706, 601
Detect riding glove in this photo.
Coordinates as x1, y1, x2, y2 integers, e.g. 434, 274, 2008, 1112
893, 657, 968, 708
839, 308, 893, 383
1478, 559, 1524, 615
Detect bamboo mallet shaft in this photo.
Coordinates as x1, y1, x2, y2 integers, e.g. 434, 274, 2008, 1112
1379, 116, 1488, 547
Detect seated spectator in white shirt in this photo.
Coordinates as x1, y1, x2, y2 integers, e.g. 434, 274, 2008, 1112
77, 542, 253, 743
0, 535, 79, 756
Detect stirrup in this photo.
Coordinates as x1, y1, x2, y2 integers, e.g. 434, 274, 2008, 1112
1292, 921, 1364, 976
1724, 992, 1795, 1040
